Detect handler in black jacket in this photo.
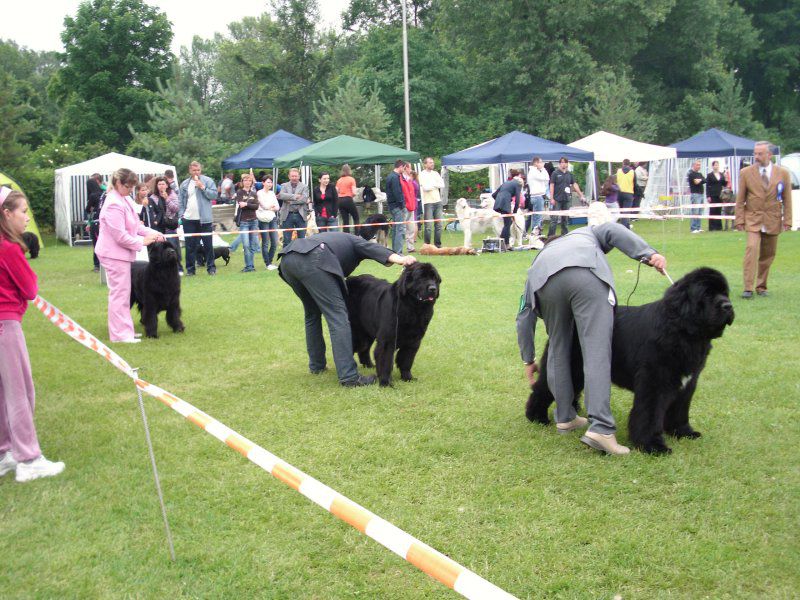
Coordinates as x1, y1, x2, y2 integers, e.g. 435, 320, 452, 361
278, 232, 416, 386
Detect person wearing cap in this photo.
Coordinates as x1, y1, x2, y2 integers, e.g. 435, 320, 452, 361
516, 202, 666, 455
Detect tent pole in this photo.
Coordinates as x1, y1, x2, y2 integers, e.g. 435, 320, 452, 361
401, 0, 411, 151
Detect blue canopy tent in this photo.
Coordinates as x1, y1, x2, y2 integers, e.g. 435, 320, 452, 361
670, 128, 758, 158
221, 129, 312, 170
441, 130, 595, 202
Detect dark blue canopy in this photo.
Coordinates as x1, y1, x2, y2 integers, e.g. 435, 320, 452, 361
442, 131, 594, 166
222, 129, 313, 169
670, 128, 757, 158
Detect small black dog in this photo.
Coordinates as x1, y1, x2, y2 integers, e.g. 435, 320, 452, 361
358, 213, 390, 245
195, 246, 231, 266
21, 232, 40, 259
130, 242, 185, 338
346, 262, 441, 386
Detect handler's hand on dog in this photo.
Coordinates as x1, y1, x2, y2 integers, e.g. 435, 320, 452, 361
649, 253, 667, 274
391, 254, 416, 267
142, 233, 160, 246
525, 362, 539, 386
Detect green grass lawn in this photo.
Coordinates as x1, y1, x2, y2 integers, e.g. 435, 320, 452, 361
2, 221, 798, 599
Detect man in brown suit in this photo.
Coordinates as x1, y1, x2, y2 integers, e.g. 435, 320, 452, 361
735, 141, 793, 298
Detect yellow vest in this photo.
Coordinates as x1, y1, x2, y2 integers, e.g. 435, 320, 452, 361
616, 168, 635, 194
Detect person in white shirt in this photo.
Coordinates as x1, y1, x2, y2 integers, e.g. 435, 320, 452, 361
219, 172, 235, 204
526, 157, 550, 237
257, 176, 281, 270
418, 157, 445, 248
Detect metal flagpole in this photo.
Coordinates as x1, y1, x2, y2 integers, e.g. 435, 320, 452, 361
401, 0, 411, 150
132, 367, 176, 561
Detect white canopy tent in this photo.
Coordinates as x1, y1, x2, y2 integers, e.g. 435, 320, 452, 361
54, 152, 176, 245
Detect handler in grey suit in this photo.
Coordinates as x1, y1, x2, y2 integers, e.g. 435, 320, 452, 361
516, 209, 667, 454
279, 232, 416, 387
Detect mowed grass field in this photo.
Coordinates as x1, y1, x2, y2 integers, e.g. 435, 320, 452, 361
2, 220, 798, 599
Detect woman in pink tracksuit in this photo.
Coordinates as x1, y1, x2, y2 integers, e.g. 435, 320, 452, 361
95, 168, 163, 343
0, 187, 65, 482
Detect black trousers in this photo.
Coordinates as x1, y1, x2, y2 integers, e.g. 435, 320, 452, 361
708, 196, 722, 231
183, 220, 215, 274
338, 196, 359, 235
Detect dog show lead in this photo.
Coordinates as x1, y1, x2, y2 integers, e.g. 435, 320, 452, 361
278, 231, 416, 387
516, 203, 667, 455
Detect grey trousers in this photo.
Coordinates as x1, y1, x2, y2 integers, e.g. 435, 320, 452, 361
537, 267, 616, 434
279, 250, 359, 383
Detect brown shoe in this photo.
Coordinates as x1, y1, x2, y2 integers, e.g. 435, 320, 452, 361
556, 416, 588, 434
580, 431, 630, 455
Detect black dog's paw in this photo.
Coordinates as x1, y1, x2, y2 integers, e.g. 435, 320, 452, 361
378, 379, 392, 387
668, 425, 701, 439
145, 332, 159, 339
400, 371, 413, 382
525, 395, 551, 424
173, 324, 185, 333
638, 439, 673, 455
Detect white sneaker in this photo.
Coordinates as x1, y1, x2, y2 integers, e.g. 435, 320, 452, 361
134, 333, 142, 339
0, 451, 18, 476
114, 338, 141, 344
266, 264, 278, 271
15, 455, 65, 482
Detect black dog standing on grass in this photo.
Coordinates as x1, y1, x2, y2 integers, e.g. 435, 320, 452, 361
130, 242, 185, 338
21, 232, 40, 259
346, 262, 441, 386
527, 267, 734, 454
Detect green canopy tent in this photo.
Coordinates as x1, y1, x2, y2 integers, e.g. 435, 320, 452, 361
273, 135, 419, 168
1, 170, 43, 246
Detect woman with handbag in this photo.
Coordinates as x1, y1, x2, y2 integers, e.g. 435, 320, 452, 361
257, 176, 281, 271
234, 173, 260, 273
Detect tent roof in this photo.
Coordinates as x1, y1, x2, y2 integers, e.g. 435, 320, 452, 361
273, 135, 419, 167
442, 130, 593, 167
221, 129, 313, 169
569, 131, 676, 162
55, 152, 175, 176
669, 128, 757, 158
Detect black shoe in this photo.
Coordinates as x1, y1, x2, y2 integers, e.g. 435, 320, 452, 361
340, 374, 376, 387
310, 367, 327, 375
208, 270, 216, 276
741, 291, 753, 299
186, 271, 196, 277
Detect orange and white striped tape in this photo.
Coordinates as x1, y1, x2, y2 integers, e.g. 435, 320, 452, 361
32, 295, 517, 600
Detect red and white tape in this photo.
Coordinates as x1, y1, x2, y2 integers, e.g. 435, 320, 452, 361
32, 295, 517, 600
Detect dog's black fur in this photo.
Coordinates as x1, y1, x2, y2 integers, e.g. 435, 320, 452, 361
195, 246, 231, 266
130, 242, 185, 338
346, 262, 441, 386
526, 267, 734, 454
358, 213, 390, 243
21, 232, 40, 259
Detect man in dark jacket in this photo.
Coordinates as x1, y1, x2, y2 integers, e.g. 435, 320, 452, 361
278, 232, 416, 386
385, 159, 406, 254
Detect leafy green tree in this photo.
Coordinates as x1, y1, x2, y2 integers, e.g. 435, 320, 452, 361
52, 0, 173, 148
127, 78, 234, 181
0, 72, 36, 170
342, 0, 434, 31
177, 35, 220, 110
581, 71, 658, 142
313, 76, 399, 143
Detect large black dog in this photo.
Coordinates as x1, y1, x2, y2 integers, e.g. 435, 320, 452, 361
130, 242, 185, 338
526, 267, 734, 454
21, 232, 40, 259
346, 262, 441, 386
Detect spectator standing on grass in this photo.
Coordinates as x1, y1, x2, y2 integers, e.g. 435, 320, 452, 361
705, 161, 727, 232
385, 160, 406, 254
418, 157, 445, 248
164, 169, 179, 194
86, 173, 104, 272
141, 182, 165, 232
601, 175, 620, 222
615, 159, 636, 229
152, 176, 182, 274
95, 168, 163, 343
312, 172, 339, 233
401, 163, 417, 253
687, 160, 705, 233
256, 176, 280, 271
493, 170, 523, 247
134, 182, 154, 228
526, 157, 549, 237
278, 168, 310, 247
219, 172, 235, 204
634, 161, 649, 216
336, 164, 359, 235
179, 161, 218, 276
0, 188, 66, 482
735, 141, 793, 299
548, 157, 584, 236
517, 203, 667, 455
278, 232, 417, 387
234, 173, 260, 273
411, 169, 422, 242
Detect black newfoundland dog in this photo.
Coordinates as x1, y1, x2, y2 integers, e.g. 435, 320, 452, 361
130, 242, 185, 338
526, 267, 734, 454
22, 232, 40, 259
346, 262, 441, 386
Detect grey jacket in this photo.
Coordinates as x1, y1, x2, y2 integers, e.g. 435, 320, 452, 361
278, 180, 310, 222
516, 223, 656, 363
178, 175, 219, 223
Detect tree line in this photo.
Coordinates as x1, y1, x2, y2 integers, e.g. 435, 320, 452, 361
1, 0, 797, 226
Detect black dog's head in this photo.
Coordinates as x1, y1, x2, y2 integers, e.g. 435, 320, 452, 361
663, 267, 734, 339
147, 241, 178, 267
397, 262, 441, 304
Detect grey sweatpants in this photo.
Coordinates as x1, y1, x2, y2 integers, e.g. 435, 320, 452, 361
537, 267, 616, 434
